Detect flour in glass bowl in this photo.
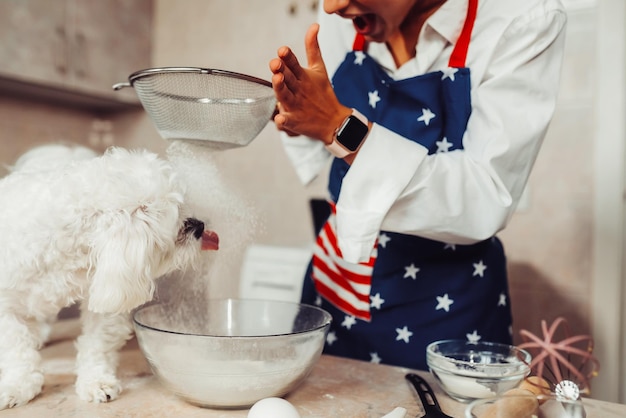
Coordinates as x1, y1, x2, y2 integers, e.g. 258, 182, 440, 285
138, 324, 325, 407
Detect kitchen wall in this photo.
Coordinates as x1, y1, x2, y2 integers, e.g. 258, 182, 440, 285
0, 0, 622, 402
502, 2, 595, 356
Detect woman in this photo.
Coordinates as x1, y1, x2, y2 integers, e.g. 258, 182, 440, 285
269, 0, 566, 369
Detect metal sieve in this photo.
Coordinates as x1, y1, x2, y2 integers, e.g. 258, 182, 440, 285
113, 67, 276, 149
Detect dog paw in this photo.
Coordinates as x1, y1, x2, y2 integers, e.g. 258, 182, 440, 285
0, 394, 19, 410
0, 378, 44, 410
75, 375, 122, 403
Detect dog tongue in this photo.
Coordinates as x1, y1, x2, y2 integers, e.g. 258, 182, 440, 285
201, 230, 219, 251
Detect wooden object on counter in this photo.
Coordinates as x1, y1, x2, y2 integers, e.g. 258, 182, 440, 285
479, 388, 540, 418
2, 319, 626, 418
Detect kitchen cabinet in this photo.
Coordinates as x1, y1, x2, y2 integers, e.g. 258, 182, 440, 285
0, 0, 152, 109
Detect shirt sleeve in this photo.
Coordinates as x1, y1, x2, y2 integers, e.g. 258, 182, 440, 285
336, 4, 567, 262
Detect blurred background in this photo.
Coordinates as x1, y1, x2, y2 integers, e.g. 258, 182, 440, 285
0, 0, 623, 403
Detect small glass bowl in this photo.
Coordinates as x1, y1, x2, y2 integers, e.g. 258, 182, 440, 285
426, 340, 531, 402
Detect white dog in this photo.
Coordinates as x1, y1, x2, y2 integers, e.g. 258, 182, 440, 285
0, 144, 219, 409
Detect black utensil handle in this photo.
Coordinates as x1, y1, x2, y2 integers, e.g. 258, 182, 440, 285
406, 373, 442, 412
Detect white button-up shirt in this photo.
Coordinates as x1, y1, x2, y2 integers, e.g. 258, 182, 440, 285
282, 0, 567, 263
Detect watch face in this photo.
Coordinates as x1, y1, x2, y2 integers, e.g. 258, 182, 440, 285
337, 115, 369, 151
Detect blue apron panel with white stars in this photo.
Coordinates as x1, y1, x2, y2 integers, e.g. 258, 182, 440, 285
332, 57, 471, 157
301, 0, 513, 371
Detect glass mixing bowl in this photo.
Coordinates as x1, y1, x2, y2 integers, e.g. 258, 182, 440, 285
133, 298, 331, 409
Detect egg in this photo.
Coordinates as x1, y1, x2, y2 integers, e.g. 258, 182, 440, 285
247, 397, 302, 418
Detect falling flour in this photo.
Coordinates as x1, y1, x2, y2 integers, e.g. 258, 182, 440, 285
156, 140, 262, 328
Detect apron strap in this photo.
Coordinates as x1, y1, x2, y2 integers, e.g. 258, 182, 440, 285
351, 0, 478, 68
353, 33, 366, 51
449, 0, 478, 68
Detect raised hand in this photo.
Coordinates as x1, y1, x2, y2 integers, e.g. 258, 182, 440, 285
269, 23, 351, 143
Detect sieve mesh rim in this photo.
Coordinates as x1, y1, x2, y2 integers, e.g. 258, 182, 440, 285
126, 67, 272, 88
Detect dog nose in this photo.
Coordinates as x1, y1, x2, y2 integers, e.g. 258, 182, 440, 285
184, 218, 205, 239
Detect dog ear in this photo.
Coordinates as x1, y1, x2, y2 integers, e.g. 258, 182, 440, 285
87, 208, 163, 314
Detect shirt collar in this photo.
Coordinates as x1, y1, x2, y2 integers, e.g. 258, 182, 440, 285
367, 0, 470, 73
425, 0, 470, 47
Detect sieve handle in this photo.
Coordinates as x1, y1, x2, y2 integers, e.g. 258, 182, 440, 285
112, 81, 131, 91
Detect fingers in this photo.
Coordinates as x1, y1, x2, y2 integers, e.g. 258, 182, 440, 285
271, 80, 294, 132
271, 71, 294, 105
304, 23, 325, 73
270, 23, 325, 97
273, 103, 299, 135
269, 57, 283, 74
273, 100, 300, 136
277, 45, 306, 80
274, 112, 288, 131
268, 23, 333, 139
270, 47, 302, 96
274, 24, 323, 80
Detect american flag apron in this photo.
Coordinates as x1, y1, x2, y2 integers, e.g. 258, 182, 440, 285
303, 0, 514, 370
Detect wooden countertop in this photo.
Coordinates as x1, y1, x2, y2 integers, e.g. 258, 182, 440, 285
3, 320, 626, 418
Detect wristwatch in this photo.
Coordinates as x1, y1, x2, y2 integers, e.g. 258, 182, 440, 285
325, 108, 369, 158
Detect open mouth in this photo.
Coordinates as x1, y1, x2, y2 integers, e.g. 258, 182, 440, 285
353, 14, 376, 36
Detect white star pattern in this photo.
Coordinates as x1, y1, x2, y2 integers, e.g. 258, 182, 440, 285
326, 331, 337, 346
435, 294, 454, 312
342, 315, 357, 330
436, 137, 453, 153
396, 326, 413, 343
354, 51, 366, 65
441, 67, 459, 81
403, 263, 420, 279
466, 330, 482, 343
417, 108, 436, 126
444, 243, 456, 251
498, 293, 507, 307
378, 233, 391, 248
370, 352, 382, 364
368, 90, 381, 109
473, 260, 487, 277
315, 295, 322, 306
370, 293, 385, 310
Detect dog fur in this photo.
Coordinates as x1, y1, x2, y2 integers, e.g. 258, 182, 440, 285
0, 144, 218, 409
